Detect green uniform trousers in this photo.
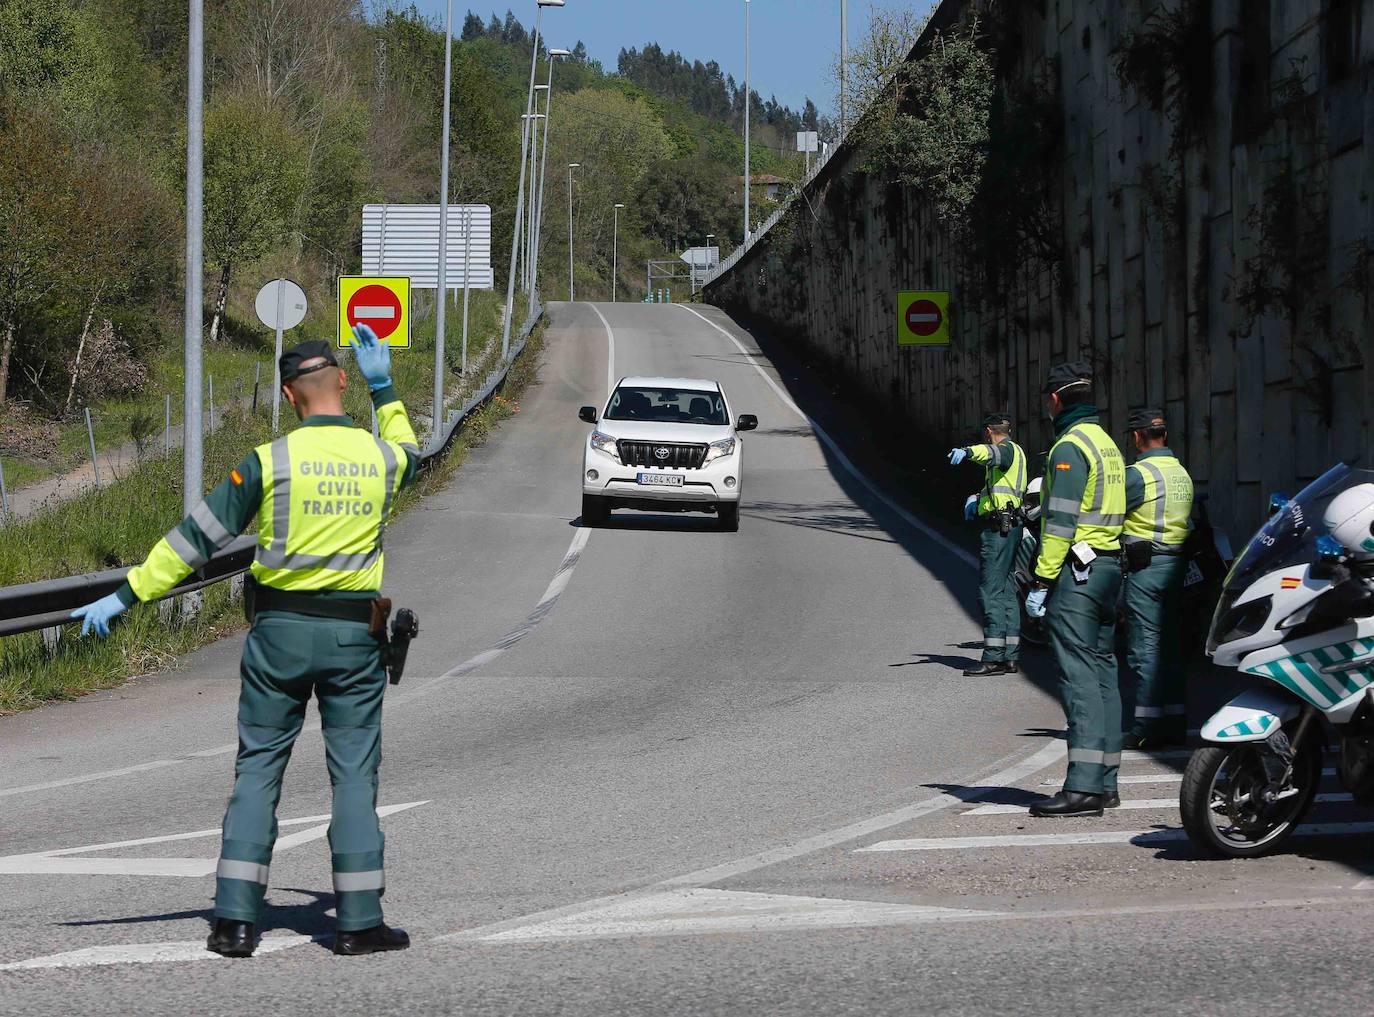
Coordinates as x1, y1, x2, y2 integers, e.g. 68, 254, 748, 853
1124, 550, 1188, 740
978, 526, 1023, 663
214, 611, 388, 932
1047, 557, 1123, 795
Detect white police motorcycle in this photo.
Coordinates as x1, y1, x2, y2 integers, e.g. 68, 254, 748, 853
1181, 462, 1374, 857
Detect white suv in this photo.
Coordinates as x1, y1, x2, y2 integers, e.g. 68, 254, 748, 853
579, 377, 757, 530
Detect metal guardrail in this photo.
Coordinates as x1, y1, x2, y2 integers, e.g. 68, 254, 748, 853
0, 300, 545, 639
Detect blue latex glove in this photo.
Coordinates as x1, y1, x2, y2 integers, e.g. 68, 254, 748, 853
1025, 587, 1048, 619
963, 495, 978, 521
947, 447, 968, 466
351, 324, 393, 392
71, 591, 128, 638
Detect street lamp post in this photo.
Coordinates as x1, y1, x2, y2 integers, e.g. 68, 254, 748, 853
500, 0, 564, 361
183, 0, 205, 512
612, 203, 625, 303
532, 49, 571, 312
567, 163, 579, 301
526, 83, 549, 296
433, 0, 455, 436
743, 0, 751, 249
700, 233, 716, 295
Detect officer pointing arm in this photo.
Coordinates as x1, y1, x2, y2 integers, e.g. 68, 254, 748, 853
71, 325, 420, 959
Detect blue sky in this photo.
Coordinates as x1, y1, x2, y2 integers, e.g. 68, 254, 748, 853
420, 0, 922, 117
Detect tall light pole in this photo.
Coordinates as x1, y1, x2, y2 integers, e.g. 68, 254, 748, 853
526, 83, 549, 296
840, 0, 848, 134
743, 0, 751, 248
567, 163, 579, 301
501, 0, 564, 361
433, 0, 455, 436
612, 203, 625, 303
532, 48, 571, 312
183, 0, 204, 511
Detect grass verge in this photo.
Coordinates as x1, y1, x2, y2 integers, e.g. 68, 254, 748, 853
0, 311, 544, 714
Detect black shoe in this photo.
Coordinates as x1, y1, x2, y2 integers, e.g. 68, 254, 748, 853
206, 919, 256, 958
1103, 791, 1120, 809
1028, 791, 1104, 817
333, 923, 410, 956
963, 661, 1013, 676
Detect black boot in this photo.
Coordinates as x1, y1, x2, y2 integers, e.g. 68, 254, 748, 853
333, 923, 410, 956
1029, 790, 1104, 817
206, 919, 256, 958
1103, 791, 1120, 809
963, 661, 1011, 677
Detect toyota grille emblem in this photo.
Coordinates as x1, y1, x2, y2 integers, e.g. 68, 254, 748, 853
654, 446, 671, 461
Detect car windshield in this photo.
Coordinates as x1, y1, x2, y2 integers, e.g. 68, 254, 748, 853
605, 387, 727, 425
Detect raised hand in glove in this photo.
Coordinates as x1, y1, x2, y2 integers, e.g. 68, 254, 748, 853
351, 324, 393, 392
71, 591, 129, 638
963, 495, 979, 522
947, 447, 969, 466
1025, 587, 1048, 619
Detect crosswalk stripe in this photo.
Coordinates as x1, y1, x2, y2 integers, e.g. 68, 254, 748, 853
857, 821, 1374, 853
1119, 749, 1191, 762
1040, 768, 1338, 787
965, 793, 1353, 817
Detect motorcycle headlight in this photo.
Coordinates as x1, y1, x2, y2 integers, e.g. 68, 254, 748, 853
590, 430, 620, 462
1214, 595, 1272, 645
704, 437, 736, 464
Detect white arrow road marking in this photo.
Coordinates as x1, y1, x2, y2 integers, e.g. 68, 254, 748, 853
476, 889, 999, 943
0, 802, 427, 877
965, 793, 1354, 816
858, 821, 1374, 853
0, 934, 314, 972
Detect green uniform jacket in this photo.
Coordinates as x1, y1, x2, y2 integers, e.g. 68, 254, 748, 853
1034, 404, 1127, 582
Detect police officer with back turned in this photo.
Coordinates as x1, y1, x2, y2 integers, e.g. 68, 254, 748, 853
1024, 362, 1127, 818
71, 324, 420, 958
1122, 408, 1194, 748
948, 412, 1028, 675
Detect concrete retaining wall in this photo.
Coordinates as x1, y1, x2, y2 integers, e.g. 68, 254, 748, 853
705, 0, 1374, 536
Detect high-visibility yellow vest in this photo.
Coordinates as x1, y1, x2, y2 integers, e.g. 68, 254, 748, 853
972, 439, 1027, 514
249, 425, 407, 592
1043, 424, 1127, 551
1124, 453, 1193, 547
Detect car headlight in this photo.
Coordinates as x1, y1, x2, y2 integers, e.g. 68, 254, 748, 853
704, 437, 736, 464
590, 430, 620, 462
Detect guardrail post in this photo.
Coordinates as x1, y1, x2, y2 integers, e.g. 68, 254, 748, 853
41, 624, 61, 657
229, 573, 244, 603
158, 597, 174, 624
178, 590, 204, 624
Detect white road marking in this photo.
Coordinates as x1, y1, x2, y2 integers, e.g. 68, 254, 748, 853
0, 802, 427, 878
476, 888, 998, 943
1120, 749, 1191, 762
678, 304, 977, 569
0, 934, 313, 972
965, 793, 1354, 817
589, 303, 617, 398
858, 821, 1374, 853
1041, 768, 1338, 787
438, 738, 1065, 942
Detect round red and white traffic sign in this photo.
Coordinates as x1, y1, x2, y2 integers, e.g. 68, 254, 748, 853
346, 284, 403, 340
906, 298, 943, 337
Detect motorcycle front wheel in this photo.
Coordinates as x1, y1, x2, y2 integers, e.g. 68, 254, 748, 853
1179, 734, 1323, 859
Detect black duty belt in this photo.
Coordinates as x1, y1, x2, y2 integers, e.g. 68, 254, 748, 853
1090, 548, 1123, 558
249, 583, 376, 624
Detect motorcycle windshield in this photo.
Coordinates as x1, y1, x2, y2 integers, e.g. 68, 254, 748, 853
1208, 463, 1374, 652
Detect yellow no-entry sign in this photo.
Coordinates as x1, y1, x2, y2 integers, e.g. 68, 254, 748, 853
897, 291, 950, 346
338, 276, 411, 349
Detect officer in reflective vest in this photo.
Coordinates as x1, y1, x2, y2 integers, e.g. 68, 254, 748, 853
72, 327, 419, 958
948, 411, 1028, 676
1121, 408, 1194, 748
1023, 362, 1127, 818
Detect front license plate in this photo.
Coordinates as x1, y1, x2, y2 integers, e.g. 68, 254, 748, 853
636, 473, 683, 487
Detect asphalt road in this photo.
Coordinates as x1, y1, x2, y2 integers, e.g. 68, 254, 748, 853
3, 302, 1374, 1016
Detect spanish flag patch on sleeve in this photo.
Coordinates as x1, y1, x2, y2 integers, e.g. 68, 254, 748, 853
1055, 462, 1072, 471
230, 469, 243, 486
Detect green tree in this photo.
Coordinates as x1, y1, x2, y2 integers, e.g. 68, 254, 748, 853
635, 158, 736, 253
201, 92, 307, 343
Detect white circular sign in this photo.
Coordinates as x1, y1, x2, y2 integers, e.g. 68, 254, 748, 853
254, 278, 308, 331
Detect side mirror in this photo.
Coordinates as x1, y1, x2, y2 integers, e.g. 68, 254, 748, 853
736, 414, 758, 432
1268, 493, 1290, 517
578, 406, 598, 424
